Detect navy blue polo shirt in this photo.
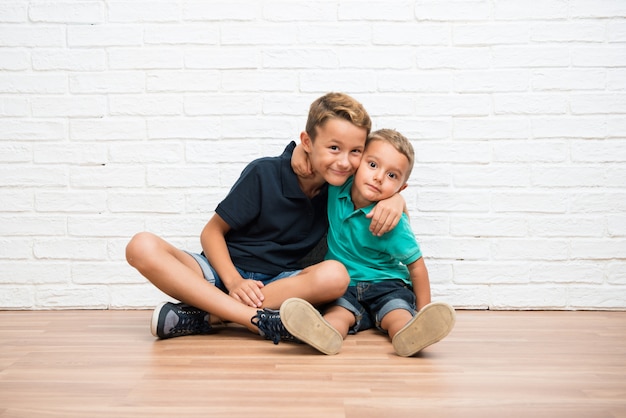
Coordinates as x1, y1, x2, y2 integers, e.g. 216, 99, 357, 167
214, 142, 328, 275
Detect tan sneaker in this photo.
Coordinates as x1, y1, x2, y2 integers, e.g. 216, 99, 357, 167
392, 302, 456, 357
280, 298, 343, 355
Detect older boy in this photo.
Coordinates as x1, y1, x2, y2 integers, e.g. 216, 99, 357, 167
280, 129, 456, 356
126, 94, 405, 343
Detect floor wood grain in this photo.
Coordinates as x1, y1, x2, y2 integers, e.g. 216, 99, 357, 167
0, 309, 625, 417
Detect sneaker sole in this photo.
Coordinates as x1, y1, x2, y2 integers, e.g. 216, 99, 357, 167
392, 302, 456, 357
280, 298, 343, 355
150, 301, 169, 338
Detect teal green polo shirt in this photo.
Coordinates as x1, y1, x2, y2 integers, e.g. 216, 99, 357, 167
325, 177, 422, 286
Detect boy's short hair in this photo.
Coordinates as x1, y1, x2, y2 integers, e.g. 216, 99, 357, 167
306, 92, 372, 141
367, 129, 415, 181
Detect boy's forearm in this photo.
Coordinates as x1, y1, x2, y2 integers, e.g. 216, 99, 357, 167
200, 216, 242, 291
408, 257, 431, 311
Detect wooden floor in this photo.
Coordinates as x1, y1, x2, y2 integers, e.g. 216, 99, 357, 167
0, 310, 625, 418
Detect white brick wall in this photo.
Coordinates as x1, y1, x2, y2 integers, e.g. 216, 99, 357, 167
1, 0, 625, 310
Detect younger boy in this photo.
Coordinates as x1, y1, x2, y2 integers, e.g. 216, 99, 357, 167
280, 129, 456, 356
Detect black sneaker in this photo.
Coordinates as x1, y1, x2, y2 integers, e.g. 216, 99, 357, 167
251, 308, 297, 345
151, 301, 215, 339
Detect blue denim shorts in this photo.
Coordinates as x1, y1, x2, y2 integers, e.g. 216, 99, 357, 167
333, 280, 416, 334
185, 251, 301, 293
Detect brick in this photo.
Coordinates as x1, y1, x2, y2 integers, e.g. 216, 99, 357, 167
34, 238, 107, 261
70, 118, 146, 141
493, 46, 570, 68
70, 166, 146, 188
532, 68, 606, 91
492, 192, 568, 213
182, 1, 259, 21
184, 94, 260, 116
68, 25, 143, 47
108, 2, 180, 23
453, 23, 529, 45
32, 96, 106, 118
72, 262, 144, 285
0, 74, 67, 94
567, 286, 626, 310
454, 69, 528, 92
222, 70, 296, 92
36, 286, 109, 309
28, 2, 103, 23
0, 261, 69, 284
418, 47, 492, 69
0, 286, 34, 309
70, 72, 146, 94
0, 216, 66, 236
339, 1, 414, 21
0, 167, 67, 187
146, 24, 219, 45
0, 143, 31, 163
493, 93, 568, 115
414, 1, 491, 21
0, 3, 27, 22
35, 191, 107, 213
0, 49, 29, 70
494, 0, 569, 19
221, 23, 297, 45
530, 262, 604, 284
110, 94, 183, 116
453, 262, 530, 284
490, 285, 567, 309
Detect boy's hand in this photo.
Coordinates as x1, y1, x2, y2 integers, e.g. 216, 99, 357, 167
367, 193, 404, 236
291, 143, 314, 178
228, 279, 265, 308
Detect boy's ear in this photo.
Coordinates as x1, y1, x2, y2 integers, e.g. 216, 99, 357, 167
399, 183, 408, 192
300, 131, 313, 152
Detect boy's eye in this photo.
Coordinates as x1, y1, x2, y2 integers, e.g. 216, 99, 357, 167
388, 172, 397, 179
330, 145, 339, 151
369, 161, 377, 168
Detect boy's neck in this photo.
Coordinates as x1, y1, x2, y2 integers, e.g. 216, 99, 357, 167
297, 174, 326, 199
350, 184, 376, 210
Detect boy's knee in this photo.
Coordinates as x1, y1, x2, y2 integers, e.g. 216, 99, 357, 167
319, 260, 350, 291
125, 232, 156, 266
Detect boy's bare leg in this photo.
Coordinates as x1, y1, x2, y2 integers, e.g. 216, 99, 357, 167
323, 305, 355, 339
260, 260, 350, 308
381, 309, 414, 339
126, 232, 259, 331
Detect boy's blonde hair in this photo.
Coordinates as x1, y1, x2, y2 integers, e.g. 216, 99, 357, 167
306, 92, 372, 141
367, 129, 415, 181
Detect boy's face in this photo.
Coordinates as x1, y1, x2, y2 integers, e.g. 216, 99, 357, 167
301, 118, 367, 186
351, 139, 409, 208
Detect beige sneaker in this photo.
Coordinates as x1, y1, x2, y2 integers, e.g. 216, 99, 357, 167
280, 298, 343, 355
392, 302, 456, 357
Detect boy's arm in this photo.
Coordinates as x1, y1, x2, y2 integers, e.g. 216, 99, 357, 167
291, 143, 314, 178
407, 257, 431, 311
201, 214, 265, 308
367, 193, 407, 237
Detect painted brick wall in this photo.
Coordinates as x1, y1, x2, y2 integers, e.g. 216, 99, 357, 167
1, 0, 625, 310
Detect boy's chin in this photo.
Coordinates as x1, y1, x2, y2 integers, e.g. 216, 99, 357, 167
324, 175, 351, 187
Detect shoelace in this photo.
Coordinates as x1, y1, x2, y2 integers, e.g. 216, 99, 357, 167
171, 311, 212, 336
252, 309, 296, 344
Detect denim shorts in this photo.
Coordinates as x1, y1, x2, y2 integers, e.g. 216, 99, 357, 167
185, 251, 301, 293
333, 280, 416, 334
